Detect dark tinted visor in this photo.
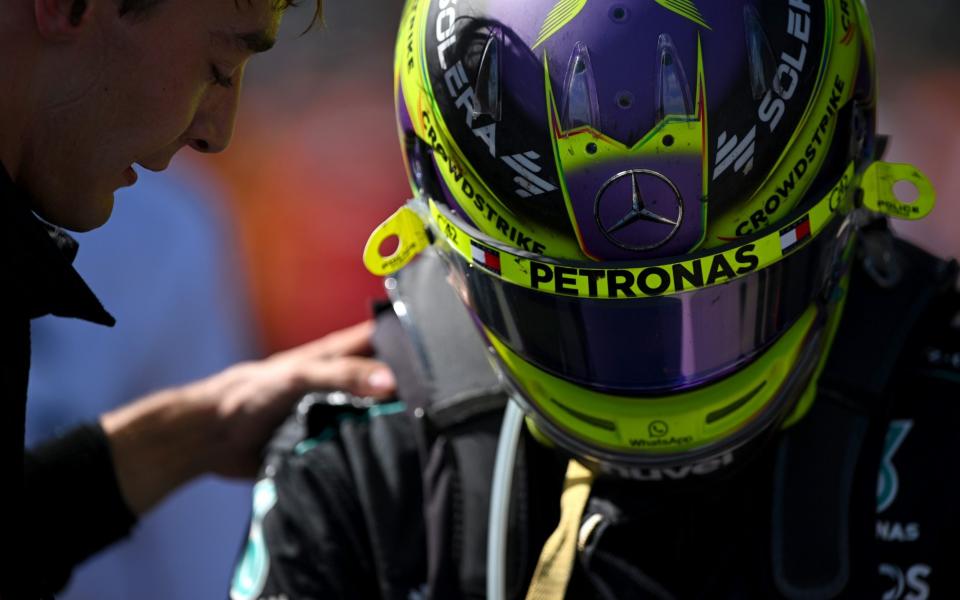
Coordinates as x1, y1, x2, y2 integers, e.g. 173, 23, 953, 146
437, 209, 852, 394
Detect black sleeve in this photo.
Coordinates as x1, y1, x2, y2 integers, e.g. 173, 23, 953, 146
233, 453, 381, 599
23, 424, 137, 594
230, 405, 426, 600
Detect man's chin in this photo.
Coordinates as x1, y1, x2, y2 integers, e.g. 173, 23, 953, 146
37, 192, 116, 232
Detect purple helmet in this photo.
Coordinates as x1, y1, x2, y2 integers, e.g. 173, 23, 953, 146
367, 0, 935, 476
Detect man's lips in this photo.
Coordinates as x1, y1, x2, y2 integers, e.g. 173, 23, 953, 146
122, 165, 138, 186
136, 153, 177, 173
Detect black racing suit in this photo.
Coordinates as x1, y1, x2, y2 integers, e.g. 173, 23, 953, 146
231, 231, 960, 600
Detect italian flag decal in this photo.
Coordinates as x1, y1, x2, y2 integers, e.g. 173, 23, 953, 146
471, 241, 502, 274
779, 215, 811, 254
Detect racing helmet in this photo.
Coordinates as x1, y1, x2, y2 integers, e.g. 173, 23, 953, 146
365, 0, 936, 478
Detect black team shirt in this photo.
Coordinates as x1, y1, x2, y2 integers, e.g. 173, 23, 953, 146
0, 165, 136, 598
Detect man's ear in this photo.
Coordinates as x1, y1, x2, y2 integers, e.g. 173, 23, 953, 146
34, 0, 90, 40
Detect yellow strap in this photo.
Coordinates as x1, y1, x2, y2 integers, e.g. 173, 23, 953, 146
525, 460, 595, 600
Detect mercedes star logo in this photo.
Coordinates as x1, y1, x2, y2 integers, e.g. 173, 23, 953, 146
594, 169, 684, 251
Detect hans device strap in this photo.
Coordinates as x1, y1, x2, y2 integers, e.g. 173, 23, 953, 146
771, 232, 957, 598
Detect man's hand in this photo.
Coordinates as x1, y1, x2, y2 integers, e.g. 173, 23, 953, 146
100, 320, 395, 515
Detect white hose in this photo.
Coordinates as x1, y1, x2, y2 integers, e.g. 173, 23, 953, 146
486, 398, 526, 600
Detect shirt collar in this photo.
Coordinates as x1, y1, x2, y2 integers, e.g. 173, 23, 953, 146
1, 165, 115, 326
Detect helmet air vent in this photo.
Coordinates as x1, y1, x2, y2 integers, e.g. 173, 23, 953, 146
560, 41, 601, 131
743, 5, 776, 101
655, 33, 693, 122
474, 27, 503, 122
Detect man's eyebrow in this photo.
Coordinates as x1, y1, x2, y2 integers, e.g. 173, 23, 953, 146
212, 29, 277, 54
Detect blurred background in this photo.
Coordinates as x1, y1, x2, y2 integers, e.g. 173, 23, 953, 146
24, 1, 960, 598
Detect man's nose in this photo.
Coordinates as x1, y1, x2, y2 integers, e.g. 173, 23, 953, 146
186, 76, 243, 154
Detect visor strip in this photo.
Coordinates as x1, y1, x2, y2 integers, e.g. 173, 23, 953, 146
431, 162, 855, 300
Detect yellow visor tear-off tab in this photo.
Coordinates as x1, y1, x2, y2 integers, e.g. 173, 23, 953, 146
860, 162, 936, 221
363, 205, 431, 276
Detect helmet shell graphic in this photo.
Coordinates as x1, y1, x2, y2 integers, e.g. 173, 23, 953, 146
395, 0, 874, 261
387, 0, 883, 475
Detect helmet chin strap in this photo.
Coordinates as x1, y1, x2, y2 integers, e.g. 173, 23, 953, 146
487, 396, 526, 600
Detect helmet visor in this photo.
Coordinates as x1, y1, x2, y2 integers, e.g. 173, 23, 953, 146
432, 162, 856, 394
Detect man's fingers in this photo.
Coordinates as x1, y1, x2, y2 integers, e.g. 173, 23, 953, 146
285, 320, 378, 361
294, 356, 397, 399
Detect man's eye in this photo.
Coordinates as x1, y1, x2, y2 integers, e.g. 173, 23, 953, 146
210, 64, 234, 89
